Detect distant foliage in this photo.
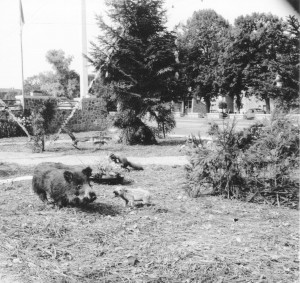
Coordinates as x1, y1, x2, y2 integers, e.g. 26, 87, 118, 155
24, 49, 80, 98
0, 118, 27, 138
185, 114, 299, 208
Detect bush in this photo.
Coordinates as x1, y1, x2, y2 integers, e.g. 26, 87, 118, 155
241, 113, 299, 206
150, 104, 176, 139
185, 114, 299, 208
218, 101, 227, 111
113, 110, 157, 145
30, 99, 57, 152
0, 118, 27, 138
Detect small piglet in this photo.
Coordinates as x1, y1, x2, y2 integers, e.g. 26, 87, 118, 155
32, 162, 96, 207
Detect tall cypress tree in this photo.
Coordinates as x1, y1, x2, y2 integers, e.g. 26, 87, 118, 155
89, 0, 182, 144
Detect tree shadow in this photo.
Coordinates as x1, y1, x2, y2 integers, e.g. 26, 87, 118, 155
157, 138, 186, 146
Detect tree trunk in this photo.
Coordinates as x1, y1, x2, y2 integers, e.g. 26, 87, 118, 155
162, 122, 166, 138
204, 97, 211, 113
234, 94, 242, 113
265, 98, 271, 113
32, 135, 45, 153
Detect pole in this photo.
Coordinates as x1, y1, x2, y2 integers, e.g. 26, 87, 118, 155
19, 0, 25, 110
80, 0, 88, 100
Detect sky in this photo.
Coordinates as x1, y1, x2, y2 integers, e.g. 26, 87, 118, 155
0, 0, 298, 90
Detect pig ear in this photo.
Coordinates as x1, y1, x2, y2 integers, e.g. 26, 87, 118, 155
82, 167, 92, 177
64, 171, 74, 183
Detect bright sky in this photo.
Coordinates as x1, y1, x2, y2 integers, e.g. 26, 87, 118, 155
0, 0, 298, 89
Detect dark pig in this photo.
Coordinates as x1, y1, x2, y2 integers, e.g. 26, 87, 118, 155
32, 162, 96, 207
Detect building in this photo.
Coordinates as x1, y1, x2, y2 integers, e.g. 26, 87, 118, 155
173, 93, 273, 118
173, 98, 207, 118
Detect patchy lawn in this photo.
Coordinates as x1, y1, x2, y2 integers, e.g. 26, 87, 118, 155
0, 165, 298, 283
0, 131, 186, 158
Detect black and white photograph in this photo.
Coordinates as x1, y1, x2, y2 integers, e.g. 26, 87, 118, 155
0, 0, 299, 282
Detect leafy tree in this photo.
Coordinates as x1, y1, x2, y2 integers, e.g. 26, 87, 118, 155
217, 25, 245, 111
45, 50, 80, 98
218, 101, 227, 113
24, 50, 80, 99
272, 15, 300, 110
221, 13, 299, 112
89, 0, 182, 144
176, 10, 230, 112
24, 72, 58, 96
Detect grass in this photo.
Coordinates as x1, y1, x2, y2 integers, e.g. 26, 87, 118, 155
0, 164, 299, 283
0, 131, 186, 158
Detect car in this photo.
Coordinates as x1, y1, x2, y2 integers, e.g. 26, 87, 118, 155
247, 108, 266, 114
244, 108, 266, 119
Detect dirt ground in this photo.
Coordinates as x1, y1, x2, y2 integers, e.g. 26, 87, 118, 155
0, 128, 299, 283
0, 165, 299, 283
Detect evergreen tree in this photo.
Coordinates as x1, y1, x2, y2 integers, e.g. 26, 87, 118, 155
89, 0, 182, 144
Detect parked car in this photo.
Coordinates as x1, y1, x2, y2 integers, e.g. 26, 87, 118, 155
244, 108, 266, 119
219, 112, 228, 119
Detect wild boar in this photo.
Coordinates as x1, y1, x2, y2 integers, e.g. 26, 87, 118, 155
32, 162, 96, 207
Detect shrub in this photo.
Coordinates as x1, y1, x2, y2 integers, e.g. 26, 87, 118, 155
150, 104, 176, 139
30, 99, 57, 152
218, 101, 227, 112
185, 120, 248, 198
185, 114, 299, 208
0, 118, 27, 138
114, 110, 157, 145
241, 113, 299, 206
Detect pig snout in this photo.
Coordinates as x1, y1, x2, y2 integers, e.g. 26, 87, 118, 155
82, 185, 97, 204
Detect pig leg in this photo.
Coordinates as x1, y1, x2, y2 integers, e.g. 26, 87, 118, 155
32, 175, 51, 204
56, 196, 71, 208
36, 190, 48, 203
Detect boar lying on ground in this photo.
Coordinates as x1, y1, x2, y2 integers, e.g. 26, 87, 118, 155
32, 162, 96, 207
113, 187, 151, 207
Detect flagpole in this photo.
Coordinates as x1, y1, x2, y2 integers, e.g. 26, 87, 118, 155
80, 0, 88, 100
19, 0, 25, 110
20, 25, 25, 109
